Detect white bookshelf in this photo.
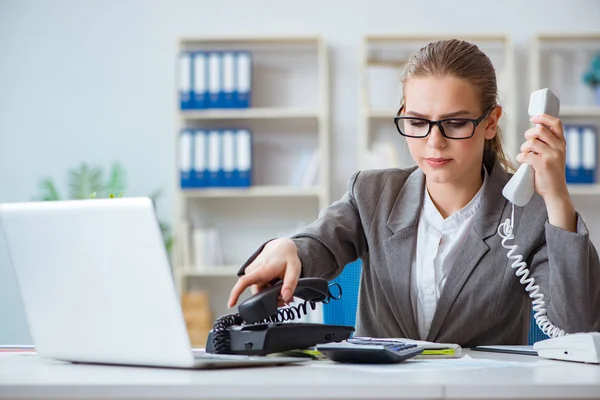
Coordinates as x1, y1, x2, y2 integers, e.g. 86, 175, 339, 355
561, 106, 600, 118
359, 34, 517, 170
182, 186, 323, 199
568, 184, 600, 196
180, 107, 321, 120
530, 34, 600, 109
173, 36, 330, 320
530, 33, 600, 198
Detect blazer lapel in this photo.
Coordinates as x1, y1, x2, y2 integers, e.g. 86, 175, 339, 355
425, 231, 489, 342
380, 168, 424, 340
426, 160, 514, 342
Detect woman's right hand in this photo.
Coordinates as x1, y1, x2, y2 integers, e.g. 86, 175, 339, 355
227, 238, 302, 309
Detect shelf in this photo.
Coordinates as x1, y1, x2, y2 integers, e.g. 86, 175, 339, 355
366, 109, 396, 119
174, 35, 330, 304
568, 184, 600, 196
365, 34, 509, 43
182, 186, 323, 198
180, 108, 321, 120
366, 60, 407, 67
180, 266, 240, 277
180, 36, 322, 46
560, 106, 600, 118
536, 33, 600, 41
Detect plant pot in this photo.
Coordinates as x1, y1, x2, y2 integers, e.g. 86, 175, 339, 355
595, 86, 600, 106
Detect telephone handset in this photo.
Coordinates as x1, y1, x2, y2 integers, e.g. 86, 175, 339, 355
238, 277, 330, 323
206, 277, 354, 356
500, 89, 599, 364
502, 88, 561, 206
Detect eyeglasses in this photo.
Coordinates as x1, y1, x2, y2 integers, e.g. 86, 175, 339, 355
394, 105, 495, 140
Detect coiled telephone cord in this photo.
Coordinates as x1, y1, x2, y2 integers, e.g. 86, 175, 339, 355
211, 282, 342, 354
498, 202, 566, 338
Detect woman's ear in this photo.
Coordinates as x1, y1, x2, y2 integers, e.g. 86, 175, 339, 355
484, 106, 502, 140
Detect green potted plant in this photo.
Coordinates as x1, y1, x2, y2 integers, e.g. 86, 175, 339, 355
583, 53, 600, 106
37, 162, 173, 255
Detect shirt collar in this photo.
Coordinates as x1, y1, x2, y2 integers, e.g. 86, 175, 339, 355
423, 165, 488, 232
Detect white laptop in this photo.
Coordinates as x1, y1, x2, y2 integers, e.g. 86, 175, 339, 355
0, 197, 305, 369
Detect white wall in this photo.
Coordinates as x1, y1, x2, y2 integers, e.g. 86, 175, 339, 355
1, 0, 599, 343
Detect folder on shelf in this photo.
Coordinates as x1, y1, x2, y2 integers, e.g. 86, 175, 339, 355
192, 129, 207, 188
236, 52, 252, 108
222, 129, 236, 187
581, 126, 597, 184
207, 130, 222, 187
222, 52, 236, 108
179, 52, 193, 110
235, 129, 252, 187
192, 51, 208, 109
179, 130, 193, 188
208, 52, 222, 108
566, 125, 582, 184
565, 125, 597, 184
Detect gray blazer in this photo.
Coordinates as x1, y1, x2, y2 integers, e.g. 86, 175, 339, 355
288, 158, 600, 346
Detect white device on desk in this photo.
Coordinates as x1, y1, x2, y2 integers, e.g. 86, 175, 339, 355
534, 332, 600, 364
0, 198, 305, 370
499, 88, 600, 364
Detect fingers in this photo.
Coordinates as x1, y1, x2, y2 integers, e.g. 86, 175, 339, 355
519, 118, 566, 169
518, 139, 563, 170
516, 152, 523, 163
244, 258, 262, 275
227, 238, 301, 309
524, 125, 564, 152
251, 282, 268, 295
228, 262, 272, 308
516, 150, 540, 166
280, 256, 301, 302
530, 114, 564, 140
228, 277, 250, 309
521, 135, 550, 156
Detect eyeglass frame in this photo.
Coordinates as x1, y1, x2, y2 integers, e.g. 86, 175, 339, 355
393, 105, 495, 140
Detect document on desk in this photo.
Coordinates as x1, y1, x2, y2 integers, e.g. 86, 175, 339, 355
350, 337, 462, 358
472, 345, 537, 356
308, 355, 554, 373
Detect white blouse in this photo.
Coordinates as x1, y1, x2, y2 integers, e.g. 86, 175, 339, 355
410, 170, 488, 340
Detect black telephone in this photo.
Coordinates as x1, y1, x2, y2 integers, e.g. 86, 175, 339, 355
205, 277, 355, 356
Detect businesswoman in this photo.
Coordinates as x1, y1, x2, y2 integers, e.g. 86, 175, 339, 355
228, 39, 600, 346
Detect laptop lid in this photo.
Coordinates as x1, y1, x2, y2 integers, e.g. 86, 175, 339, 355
0, 198, 196, 368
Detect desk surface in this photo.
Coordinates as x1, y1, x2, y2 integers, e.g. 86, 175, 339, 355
1, 350, 599, 399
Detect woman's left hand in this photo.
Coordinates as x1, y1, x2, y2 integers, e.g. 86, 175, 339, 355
516, 113, 577, 232
516, 113, 570, 201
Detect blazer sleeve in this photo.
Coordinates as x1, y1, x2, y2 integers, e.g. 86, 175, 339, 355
290, 171, 368, 281
529, 213, 600, 333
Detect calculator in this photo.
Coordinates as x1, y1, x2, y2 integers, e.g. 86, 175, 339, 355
316, 341, 423, 364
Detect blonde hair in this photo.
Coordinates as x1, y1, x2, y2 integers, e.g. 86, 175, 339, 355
400, 39, 515, 172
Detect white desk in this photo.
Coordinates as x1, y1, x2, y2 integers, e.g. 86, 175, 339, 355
1, 350, 599, 399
